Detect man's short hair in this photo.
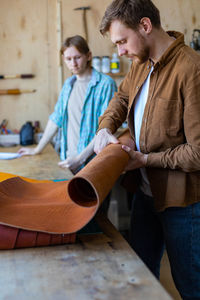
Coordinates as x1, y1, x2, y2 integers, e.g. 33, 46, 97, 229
100, 0, 161, 35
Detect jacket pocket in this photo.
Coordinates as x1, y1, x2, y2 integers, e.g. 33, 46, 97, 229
156, 97, 183, 136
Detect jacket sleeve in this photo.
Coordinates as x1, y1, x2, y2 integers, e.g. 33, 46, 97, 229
147, 67, 200, 172
98, 69, 133, 134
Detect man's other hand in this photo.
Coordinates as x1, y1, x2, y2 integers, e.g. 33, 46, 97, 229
122, 145, 148, 170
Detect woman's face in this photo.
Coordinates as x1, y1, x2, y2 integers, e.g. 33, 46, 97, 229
63, 46, 91, 75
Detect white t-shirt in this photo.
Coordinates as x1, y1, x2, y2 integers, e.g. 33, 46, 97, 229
66, 75, 91, 158
134, 65, 153, 196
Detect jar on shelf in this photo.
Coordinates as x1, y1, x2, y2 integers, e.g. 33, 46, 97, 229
92, 56, 101, 72
101, 56, 110, 73
110, 53, 120, 73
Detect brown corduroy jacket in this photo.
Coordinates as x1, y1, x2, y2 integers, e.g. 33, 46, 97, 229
98, 31, 200, 211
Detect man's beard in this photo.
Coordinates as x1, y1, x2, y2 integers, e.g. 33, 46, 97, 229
135, 46, 150, 64
133, 32, 150, 64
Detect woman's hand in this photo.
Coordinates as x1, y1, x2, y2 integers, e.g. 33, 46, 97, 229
18, 147, 38, 156
58, 155, 83, 174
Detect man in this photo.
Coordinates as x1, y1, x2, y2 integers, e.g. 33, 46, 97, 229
18, 35, 117, 174
94, 0, 200, 299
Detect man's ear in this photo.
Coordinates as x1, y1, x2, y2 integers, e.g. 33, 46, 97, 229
139, 17, 152, 35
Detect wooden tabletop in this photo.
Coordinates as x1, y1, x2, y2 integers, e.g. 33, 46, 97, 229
0, 145, 172, 300
0, 214, 172, 300
0, 144, 73, 180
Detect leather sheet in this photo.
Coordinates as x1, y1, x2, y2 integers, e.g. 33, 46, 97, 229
0, 130, 134, 249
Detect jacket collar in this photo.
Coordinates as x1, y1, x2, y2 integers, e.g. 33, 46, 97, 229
134, 31, 185, 71
154, 31, 185, 69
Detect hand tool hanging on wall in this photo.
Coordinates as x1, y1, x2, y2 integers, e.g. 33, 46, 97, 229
0, 74, 35, 79
0, 119, 8, 134
74, 6, 91, 42
190, 29, 200, 50
0, 89, 36, 95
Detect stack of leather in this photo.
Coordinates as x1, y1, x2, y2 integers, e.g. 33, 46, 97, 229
0, 130, 134, 249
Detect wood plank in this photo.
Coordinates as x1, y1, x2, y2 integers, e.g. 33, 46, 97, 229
0, 144, 73, 180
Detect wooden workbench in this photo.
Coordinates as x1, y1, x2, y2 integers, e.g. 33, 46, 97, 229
0, 144, 73, 180
0, 145, 172, 300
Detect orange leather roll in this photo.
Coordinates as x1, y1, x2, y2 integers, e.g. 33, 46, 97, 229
68, 129, 135, 207
0, 129, 134, 249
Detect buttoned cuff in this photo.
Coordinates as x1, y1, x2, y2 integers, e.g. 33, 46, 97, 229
146, 152, 163, 168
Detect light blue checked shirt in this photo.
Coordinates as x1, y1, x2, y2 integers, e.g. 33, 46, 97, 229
49, 68, 117, 160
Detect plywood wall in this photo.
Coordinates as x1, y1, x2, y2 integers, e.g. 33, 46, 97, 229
155, 0, 200, 45
0, 0, 199, 132
0, 0, 58, 131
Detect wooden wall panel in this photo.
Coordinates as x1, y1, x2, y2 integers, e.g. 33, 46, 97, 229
61, 0, 200, 79
0, 0, 199, 132
0, 0, 58, 131
154, 0, 200, 45
60, 0, 126, 79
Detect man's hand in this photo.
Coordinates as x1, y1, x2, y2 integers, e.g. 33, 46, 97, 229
94, 128, 119, 154
18, 147, 38, 156
58, 156, 83, 174
122, 145, 148, 170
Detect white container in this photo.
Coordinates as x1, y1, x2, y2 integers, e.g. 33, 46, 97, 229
0, 134, 20, 146
111, 53, 120, 73
92, 56, 101, 72
101, 56, 110, 73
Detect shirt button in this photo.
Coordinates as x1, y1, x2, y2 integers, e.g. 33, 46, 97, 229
136, 86, 139, 89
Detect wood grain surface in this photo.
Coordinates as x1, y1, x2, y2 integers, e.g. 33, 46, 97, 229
0, 214, 172, 300
0, 144, 73, 180
0, 145, 172, 299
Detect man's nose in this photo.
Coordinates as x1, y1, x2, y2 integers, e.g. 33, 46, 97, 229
118, 46, 127, 57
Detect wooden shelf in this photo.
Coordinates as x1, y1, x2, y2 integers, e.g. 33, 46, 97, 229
106, 72, 126, 77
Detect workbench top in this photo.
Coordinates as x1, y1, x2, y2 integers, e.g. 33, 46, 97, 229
0, 214, 172, 300
0, 144, 172, 300
0, 144, 73, 180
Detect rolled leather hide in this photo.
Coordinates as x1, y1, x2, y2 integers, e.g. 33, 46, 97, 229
0, 129, 134, 249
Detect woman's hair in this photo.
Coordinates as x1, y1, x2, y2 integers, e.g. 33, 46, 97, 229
60, 35, 90, 55
100, 0, 161, 35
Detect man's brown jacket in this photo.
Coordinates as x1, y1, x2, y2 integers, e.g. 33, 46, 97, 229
98, 32, 200, 211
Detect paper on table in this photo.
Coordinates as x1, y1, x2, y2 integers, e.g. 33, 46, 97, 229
0, 152, 21, 160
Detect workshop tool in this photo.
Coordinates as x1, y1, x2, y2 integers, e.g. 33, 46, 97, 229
74, 6, 91, 42
190, 29, 200, 50
0, 119, 8, 134
0, 74, 35, 79
0, 89, 36, 95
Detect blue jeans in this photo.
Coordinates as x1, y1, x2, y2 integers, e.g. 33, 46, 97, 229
130, 190, 200, 300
